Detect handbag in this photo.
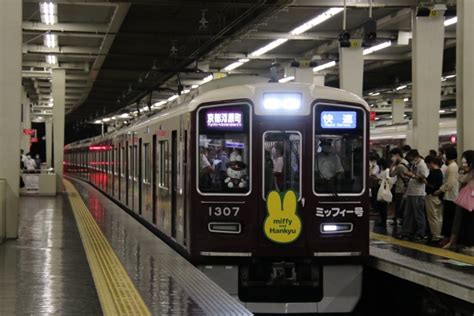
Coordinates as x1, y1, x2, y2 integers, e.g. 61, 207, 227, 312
377, 177, 393, 203
454, 184, 474, 212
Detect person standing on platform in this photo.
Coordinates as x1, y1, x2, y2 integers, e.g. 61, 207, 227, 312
437, 146, 459, 246
400, 150, 429, 241
389, 148, 410, 225
424, 156, 444, 242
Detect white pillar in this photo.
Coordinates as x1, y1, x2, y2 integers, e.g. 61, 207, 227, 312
411, 13, 444, 156
456, 0, 474, 154
20, 89, 31, 153
0, 0, 22, 239
46, 118, 53, 168
52, 69, 66, 191
392, 99, 405, 124
313, 74, 325, 86
339, 46, 364, 97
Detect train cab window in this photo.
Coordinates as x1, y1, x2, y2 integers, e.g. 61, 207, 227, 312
197, 103, 251, 194
313, 104, 365, 195
263, 132, 301, 199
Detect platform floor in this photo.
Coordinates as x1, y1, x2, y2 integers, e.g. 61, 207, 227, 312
370, 221, 474, 304
0, 194, 102, 315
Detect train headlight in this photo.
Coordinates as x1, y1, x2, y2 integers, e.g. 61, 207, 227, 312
263, 92, 302, 111
321, 223, 353, 234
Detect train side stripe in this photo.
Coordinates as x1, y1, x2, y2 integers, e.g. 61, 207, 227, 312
64, 179, 151, 316
371, 232, 474, 265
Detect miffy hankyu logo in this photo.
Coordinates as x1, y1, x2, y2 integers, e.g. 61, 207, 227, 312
264, 190, 302, 244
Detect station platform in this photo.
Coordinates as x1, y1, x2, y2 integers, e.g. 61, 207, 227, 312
369, 224, 474, 304
0, 177, 251, 315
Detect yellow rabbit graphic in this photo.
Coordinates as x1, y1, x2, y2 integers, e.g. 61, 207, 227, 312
264, 190, 302, 244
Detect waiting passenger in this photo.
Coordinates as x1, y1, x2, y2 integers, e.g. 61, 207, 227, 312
272, 143, 284, 191
24, 153, 37, 172
436, 146, 459, 246
200, 147, 214, 188
314, 139, 344, 192
400, 149, 429, 241
429, 149, 437, 157
389, 148, 410, 225
424, 156, 444, 242
35, 154, 42, 170
375, 158, 392, 227
401, 144, 412, 158
369, 153, 381, 212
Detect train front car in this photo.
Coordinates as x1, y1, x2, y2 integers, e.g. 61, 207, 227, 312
191, 82, 370, 314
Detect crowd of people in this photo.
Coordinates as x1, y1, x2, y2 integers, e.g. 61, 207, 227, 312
20, 149, 42, 172
369, 144, 474, 252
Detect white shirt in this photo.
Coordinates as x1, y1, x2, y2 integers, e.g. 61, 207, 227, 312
200, 153, 211, 170
25, 158, 37, 170
315, 152, 344, 179
273, 156, 284, 173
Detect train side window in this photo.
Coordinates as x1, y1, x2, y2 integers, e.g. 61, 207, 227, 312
143, 143, 151, 184
120, 147, 125, 177
263, 131, 301, 199
128, 145, 133, 179
197, 103, 251, 194
159, 140, 169, 189
313, 103, 365, 195
134, 145, 138, 181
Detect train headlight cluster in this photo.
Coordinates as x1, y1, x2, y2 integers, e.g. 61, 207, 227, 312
321, 223, 353, 234
263, 92, 302, 111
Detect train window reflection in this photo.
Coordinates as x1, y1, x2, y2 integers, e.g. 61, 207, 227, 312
314, 104, 364, 195
263, 131, 301, 199
198, 103, 251, 194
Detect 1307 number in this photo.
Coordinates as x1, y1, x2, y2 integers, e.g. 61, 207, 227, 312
208, 206, 240, 217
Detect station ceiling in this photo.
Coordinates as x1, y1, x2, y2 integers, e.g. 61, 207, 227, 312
21, 0, 457, 139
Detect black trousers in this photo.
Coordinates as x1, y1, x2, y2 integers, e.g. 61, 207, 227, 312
442, 200, 456, 237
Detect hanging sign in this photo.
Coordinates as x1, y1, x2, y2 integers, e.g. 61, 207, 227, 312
23, 129, 35, 136
264, 190, 302, 244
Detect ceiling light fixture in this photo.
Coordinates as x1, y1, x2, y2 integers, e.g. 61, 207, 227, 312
363, 40, 391, 55
152, 100, 166, 108
94, 120, 102, 124
403, 98, 409, 102
44, 33, 58, 48
46, 54, 57, 65
444, 74, 456, 79
167, 95, 178, 102
223, 58, 250, 72
102, 118, 111, 122
191, 84, 199, 89
250, 38, 288, 57
312, 61, 336, 73
369, 92, 381, 96
290, 7, 344, 35
396, 85, 407, 91
444, 16, 457, 27
278, 76, 295, 83
202, 74, 213, 84
39, 2, 58, 25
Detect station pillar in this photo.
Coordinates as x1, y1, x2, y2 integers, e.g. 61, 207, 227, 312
20, 89, 31, 153
52, 69, 66, 191
392, 99, 405, 124
0, 0, 22, 240
411, 12, 444, 156
456, 0, 474, 154
339, 46, 363, 97
46, 118, 53, 168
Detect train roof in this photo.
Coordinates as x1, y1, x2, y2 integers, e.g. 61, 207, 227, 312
65, 77, 368, 149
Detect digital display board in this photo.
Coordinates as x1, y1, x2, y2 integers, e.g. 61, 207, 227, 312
205, 109, 243, 131
320, 111, 357, 129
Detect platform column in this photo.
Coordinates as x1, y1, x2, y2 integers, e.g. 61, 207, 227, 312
411, 12, 444, 156
456, 0, 474, 154
52, 69, 66, 191
0, 0, 22, 240
20, 89, 31, 153
46, 118, 53, 168
339, 46, 363, 97
392, 99, 405, 124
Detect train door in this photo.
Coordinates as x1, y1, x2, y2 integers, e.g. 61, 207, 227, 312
171, 130, 177, 239
152, 135, 157, 225
134, 141, 141, 214
256, 121, 307, 255
128, 143, 133, 209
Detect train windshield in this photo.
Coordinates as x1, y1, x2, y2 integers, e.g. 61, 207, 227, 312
197, 103, 251, 194
314, 104, 365, 195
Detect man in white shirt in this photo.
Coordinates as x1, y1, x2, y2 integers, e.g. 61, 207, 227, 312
314, 139, 344, 193
25, 154, 37, 172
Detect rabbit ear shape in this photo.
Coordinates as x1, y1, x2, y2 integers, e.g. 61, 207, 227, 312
283, 190, 297, 214
267, 190, 282, 214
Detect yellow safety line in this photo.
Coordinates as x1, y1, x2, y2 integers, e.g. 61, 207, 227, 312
64, 179, 151, 316
371, 232, 474, 265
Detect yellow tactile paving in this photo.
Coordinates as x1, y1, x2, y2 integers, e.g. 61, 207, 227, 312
64, 179, 151, 316
371, 232, 474, 265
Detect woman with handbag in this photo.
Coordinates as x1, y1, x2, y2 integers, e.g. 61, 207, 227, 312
375, 158, 393, 227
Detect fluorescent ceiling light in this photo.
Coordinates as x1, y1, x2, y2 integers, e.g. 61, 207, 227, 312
44, 33, 58, 48
396, 85, 407, 91
363, 41, 391, 55
39, 2, 58, 25
439, 109, 446, 113
403, 98, 409, 102
102, 118, 111, 122
290, 8, 344, 35
250, 38, 288, 57
441, 77, 447, 82
119, 113, 130, 118
111, 116, 116, 120
46, 55, 57, 65
168, 95, 178, 102
444, 16, 457, 27
182, 89, 191, 94
369, 92, 380, 96
152, 100, 166, 108
202, 74, 213, 84
94, 120, 102, 124
191, 84, 199, 89
444, 74, 456, 79
278, 76, 295, 83
313, 61, 336, 73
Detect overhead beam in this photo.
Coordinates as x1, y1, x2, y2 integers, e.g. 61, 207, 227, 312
23, 61, 90, 70
23, 45, 100, 55
243, 30, 397, 41
22, 21, 109, 33
290, 0, 421, 7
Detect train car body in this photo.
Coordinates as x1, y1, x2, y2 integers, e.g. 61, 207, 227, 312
65, 77, 370, 313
